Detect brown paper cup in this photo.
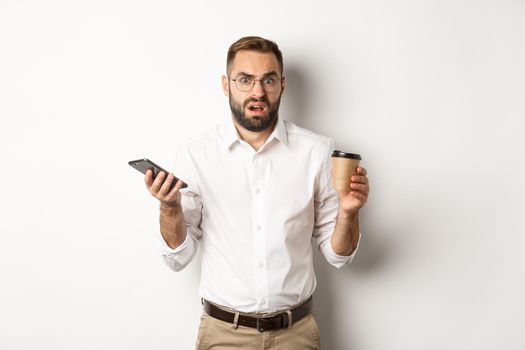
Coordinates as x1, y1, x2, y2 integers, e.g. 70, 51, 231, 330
331, 150, 362, 192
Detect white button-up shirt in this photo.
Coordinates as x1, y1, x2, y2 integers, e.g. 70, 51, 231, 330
158, 117, 358, 313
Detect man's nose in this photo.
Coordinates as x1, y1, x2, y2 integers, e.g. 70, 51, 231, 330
250, 80, 266, 97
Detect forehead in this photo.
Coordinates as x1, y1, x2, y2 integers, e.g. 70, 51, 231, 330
229, 50, 281, 75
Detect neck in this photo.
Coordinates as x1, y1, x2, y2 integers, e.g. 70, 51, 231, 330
232, 117, 277, 152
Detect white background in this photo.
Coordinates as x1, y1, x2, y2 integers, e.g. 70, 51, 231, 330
1, 0, 524, 349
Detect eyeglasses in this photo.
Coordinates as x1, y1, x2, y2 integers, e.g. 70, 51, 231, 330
231, 75, 283, 93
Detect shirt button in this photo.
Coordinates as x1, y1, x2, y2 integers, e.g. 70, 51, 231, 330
258, 262, 264, 269
256, 225, 262, 230
255, 188, 261, 194
259, 299, 266, 306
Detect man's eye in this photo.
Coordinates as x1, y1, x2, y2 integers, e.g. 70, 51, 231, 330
239, 77, 252, 85
263, 78, 275, 85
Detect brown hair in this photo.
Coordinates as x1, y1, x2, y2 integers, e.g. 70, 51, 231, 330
227, 36, 283, 75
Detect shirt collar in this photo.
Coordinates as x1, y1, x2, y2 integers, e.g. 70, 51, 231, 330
222, 117, 240, 149
221, 116, 289, 150
269, 117, 289, 147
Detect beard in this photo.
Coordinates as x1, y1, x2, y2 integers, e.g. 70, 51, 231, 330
229, 93, 281, 132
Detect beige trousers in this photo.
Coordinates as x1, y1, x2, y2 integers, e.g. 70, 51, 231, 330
195, 313, 321, 350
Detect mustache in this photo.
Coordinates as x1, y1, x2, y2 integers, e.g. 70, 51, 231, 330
243, 97, 269, 108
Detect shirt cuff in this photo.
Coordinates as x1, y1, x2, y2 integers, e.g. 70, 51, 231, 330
322, 232, 361, 268
157, 230, 197, 272
157, 231, 191, 255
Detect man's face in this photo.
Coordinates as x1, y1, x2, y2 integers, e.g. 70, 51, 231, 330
222, 50, 285, 132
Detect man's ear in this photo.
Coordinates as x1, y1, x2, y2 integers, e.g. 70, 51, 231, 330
280, 76, 285, 95
222, 75, 229, 96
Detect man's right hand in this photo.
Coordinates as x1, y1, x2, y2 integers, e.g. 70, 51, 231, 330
145, 169, 187, 249
144, 169, 184, 207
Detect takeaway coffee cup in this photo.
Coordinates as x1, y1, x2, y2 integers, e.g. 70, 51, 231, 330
331, 150, 362, 192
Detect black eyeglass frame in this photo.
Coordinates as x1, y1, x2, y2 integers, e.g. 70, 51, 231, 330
230, 75, 284, 92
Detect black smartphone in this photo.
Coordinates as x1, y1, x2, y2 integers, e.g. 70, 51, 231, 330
128, 158, 188, 191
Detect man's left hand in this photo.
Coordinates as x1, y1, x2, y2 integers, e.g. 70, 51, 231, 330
337, 166, 370, 215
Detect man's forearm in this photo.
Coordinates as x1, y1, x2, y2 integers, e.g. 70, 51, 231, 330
159, 203, 187, 249
330, 210, 360, 256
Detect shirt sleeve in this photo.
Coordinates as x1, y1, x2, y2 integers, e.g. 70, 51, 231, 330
312, 138, 360, 268
157, 144, 203, 272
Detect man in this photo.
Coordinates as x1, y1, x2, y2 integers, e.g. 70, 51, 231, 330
144, 36, 370, 349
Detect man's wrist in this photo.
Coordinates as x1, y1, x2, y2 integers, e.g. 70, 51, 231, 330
337, 209, 358, 221
160, 202, 182, 215
159, 202, 186, 250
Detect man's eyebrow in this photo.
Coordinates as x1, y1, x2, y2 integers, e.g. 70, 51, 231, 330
234, 72, 254, 78
234, 71, 280, 78
262, 71, 280, 78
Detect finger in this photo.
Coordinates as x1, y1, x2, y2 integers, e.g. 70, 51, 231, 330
145, 169, 154, 187
159, 173, 175, 195
350, 190, 368, 202
350, 180, 370, 196
350, 183, 369, 192
163, 180, 184, 203
351, 175, 368, 184
165, 178, 184, 198
150, 171, 167, 193
169, 179, 184, 194
356, 167, 367, 176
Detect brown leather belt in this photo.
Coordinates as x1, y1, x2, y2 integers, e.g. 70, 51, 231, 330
202, 297, 313, 332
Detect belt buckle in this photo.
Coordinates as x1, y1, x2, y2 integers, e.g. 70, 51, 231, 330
256, 313, 289, 332
256, 316, 271, 332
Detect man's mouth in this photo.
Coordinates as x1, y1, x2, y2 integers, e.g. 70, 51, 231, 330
246, 102, 267, 113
